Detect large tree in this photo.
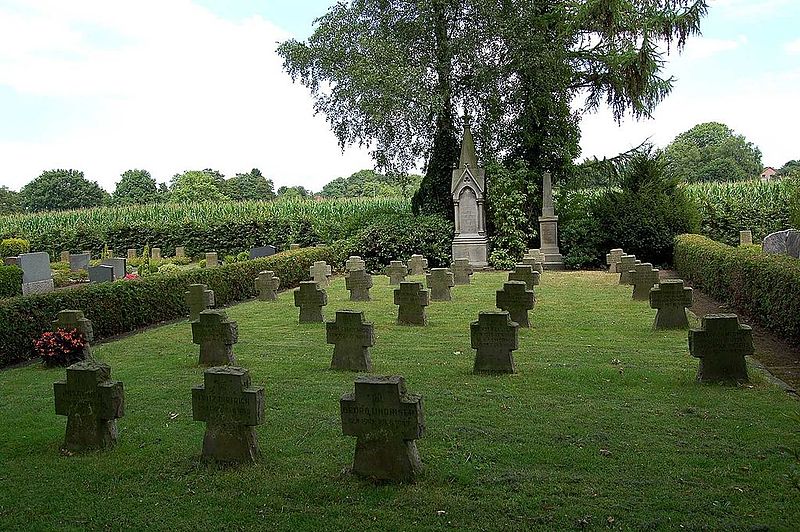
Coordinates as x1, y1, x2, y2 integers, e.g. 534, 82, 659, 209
113, 169, 160, 205
169, 170, 230, 203
19, 169, 108, 212
0, 186, 21, 215
279, 0, 708, 218
663, 122, 762, 182
224, 168, 276, 201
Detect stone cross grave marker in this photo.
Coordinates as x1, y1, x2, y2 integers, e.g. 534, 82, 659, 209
205, 252, 219, 268
250, 245, 276, 259
326, 310, 374, 372
408, 254, 428, 275
255, 271, 280, 301
630, 263, 660, 300
60, 251, 70, 263
175, 246, 186, 258
53, 310, 94, 359
618, 255, 641, 285
340, 375, 425, 483
19, 252, 54, 295
310, 261, 332, 288
606, 248, 625, 273
471, 311, 519, 374
101, 257, 127, 279
69, 253, 90, 272
508, 264, 540, 291
526, 248, 545, 262
54, 360, 125, 451
294, 281, 328, 323
346, 269, 373, 301
192, 310, 238, 366
496, 281, 535, 328
88, 265, 114, 283
127, 248, 137, 260
426, 268, 455, 301
345, 255, 366, 272
650, 279, 693, 329
689, 313, 753, 382
521, 255, 544, 274
185, 283, 215, 321
151, 248, 161, 261
450, 258, 474, 285
394, 281, 430, 325
192, 366, 265, 463
386, 261, 408, 285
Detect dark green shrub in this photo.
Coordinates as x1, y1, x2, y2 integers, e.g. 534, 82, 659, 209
0, 238, 30, 258
486, 161, 534, 262
0, 265, 22, 298
558, 190, 603, 268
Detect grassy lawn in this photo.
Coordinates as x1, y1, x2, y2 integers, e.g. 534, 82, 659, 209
0, 271, 798, 530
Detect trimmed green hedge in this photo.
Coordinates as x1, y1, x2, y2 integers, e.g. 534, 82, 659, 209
0, 247, 334, 367
0, 265, 23, 299
673, 234, 800, 340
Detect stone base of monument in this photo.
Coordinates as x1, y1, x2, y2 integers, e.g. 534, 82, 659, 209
201, 425, 260, 463
541, 253, 565, 271
352, 437, 422, 483
451, 234, 488, 268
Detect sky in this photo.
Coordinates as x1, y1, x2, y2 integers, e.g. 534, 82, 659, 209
0, 0, 798, 193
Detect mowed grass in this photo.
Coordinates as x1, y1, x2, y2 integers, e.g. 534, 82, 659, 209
0, 271, 798, 531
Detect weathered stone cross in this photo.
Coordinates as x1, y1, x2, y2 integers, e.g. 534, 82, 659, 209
630, 263, 660, 300
650, 279, 693, 329
255, 270, 280, 301
53, 310, 94, 359
191, 310, 238, 366
450, 258, 473, 285
309, 261, 332, 288
689, 313, 753, 382
394, 281, 430, 325
185, 284, 215, 322
294, 281, 328, 323
54, 360, 125, 451
617, 255, 641, 285
407, 254, 428, 275
496, 281, 535, 328
192, 366, 265, 463
508, 264, 540, 291
340, 375, 425, 483
606, 248, 625, 273
345, 255, 366, 272
326, 310, 374, 372
521, 255, 544, 274
346, 269, 373, 301
471, 311, 519, 374
386, 261, 408, 285
426, 268, 455, 301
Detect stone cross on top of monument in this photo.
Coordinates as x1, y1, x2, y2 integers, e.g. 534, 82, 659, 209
451, 121, 489, 268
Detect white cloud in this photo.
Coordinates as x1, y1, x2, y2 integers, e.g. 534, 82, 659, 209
0, 0, 374, 192
681, 35, 746, 60
785, 39, 800, 54
708, 0, 794, 19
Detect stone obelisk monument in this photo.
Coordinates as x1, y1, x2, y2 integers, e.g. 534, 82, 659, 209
538, 171, 564, 270
451, 123, 489, 267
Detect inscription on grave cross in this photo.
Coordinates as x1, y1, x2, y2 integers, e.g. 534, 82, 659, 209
346, 269, 373, 301
689, 314, 753, 382
326, 310, 374, 371
496, 281, 535, 328
426, 268, 455, 301
471, 311, 519, 374
618, 255, 641, 285
53, 310, 94, 359
192, 366, 265, 463
310, 261, 332, 288
407, 255, 428, 275
185, 284, 215, 321
450, 258, 474, 285
650, 279, 693, 329
393, 282, 430, 325
508, 264, 540, 291
191, 310, 238, 366
606, 248, 625, 273
630, 263, 660, 300
255, 271, 280, 301
340, 375, 425, 483
294, 281, 328, 323
54, 360, 125, 451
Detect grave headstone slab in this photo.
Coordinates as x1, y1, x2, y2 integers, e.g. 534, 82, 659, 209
450, 258, 474, 285
151, 248, 161, 261
618, 255, 641, 285
255, 271, 280, 301
345, 256, 366, 272
185, 284, 215, 321
739, 231, 753, 246
407, 254, 428, 275
788, 230, 800, 259
340, 375, 425, 483
289, 243, 301, 250
326, 310, 374, 372
88, 265, 114, 284
192, 310, 238, 366
426, 268, 455, 301
192, 366, 265, 463
394, 282, 430, 325
101, 257, 127, 280
54, 360, 125, 451
175, 246, 186, 258
689, 314, 753, 382
4, 256, 18, 266
53, 310, 94, 359
19, 252, 54, 295
508, 264, 540, 291
471, 311, 519, 374
762, 229, 800, 258
606, 248, 625, 273
650, 279, 693, 329
310, 261, 332, 288
294, 281, 328, 323
60, 251, 70, 263
205, 252, 219, 268
496, 281, 535, 328
69, 253, 91, 272
346, 269, 373, 301
127, 248, 137, 260
250, 245, 276, 259
386, 261, 408, 285
630, 263, 660, 301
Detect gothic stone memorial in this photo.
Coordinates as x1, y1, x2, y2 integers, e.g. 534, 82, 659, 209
689, 314, 754, 383
650, 279, 693, 329
394, 281, 430, 325
310, 261, 332, 288
630, 263, 660, 301
407, 254, 428, 276
496, 281, 535, 328
54, 360, 125, 452
508, 264, 540, 291
255, 271, 280, 301
185, 283, 215, 322
340, 375, 425, 483
471, 311, 519, 374
606, 248, 625, 273
53, 310, 94, 359
618, 255, 641, 285
326, 310, 375, 372
294, 281, 328, 323
346, 269, 373, 301
426, 268, 455, 301
451, 123, 489, 266
19, 252, 54, 295
450, 258, 474, 285
192, 366, 265, 463
386, 261, 408, 285
345, 255, 366, 272
192, 310, 238, 366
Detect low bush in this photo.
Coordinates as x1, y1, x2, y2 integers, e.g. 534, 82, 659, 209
0, 265, 23, 298
674, 234, 800, 340
0, 238, 30, 258
0, 247, 333, 367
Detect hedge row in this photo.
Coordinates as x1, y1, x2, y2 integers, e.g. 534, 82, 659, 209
0, 265, 23, 299
673, 234, 800, 340
0, 247, 335, 367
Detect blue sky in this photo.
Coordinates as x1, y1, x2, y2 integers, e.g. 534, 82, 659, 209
0, 0, 798, 192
